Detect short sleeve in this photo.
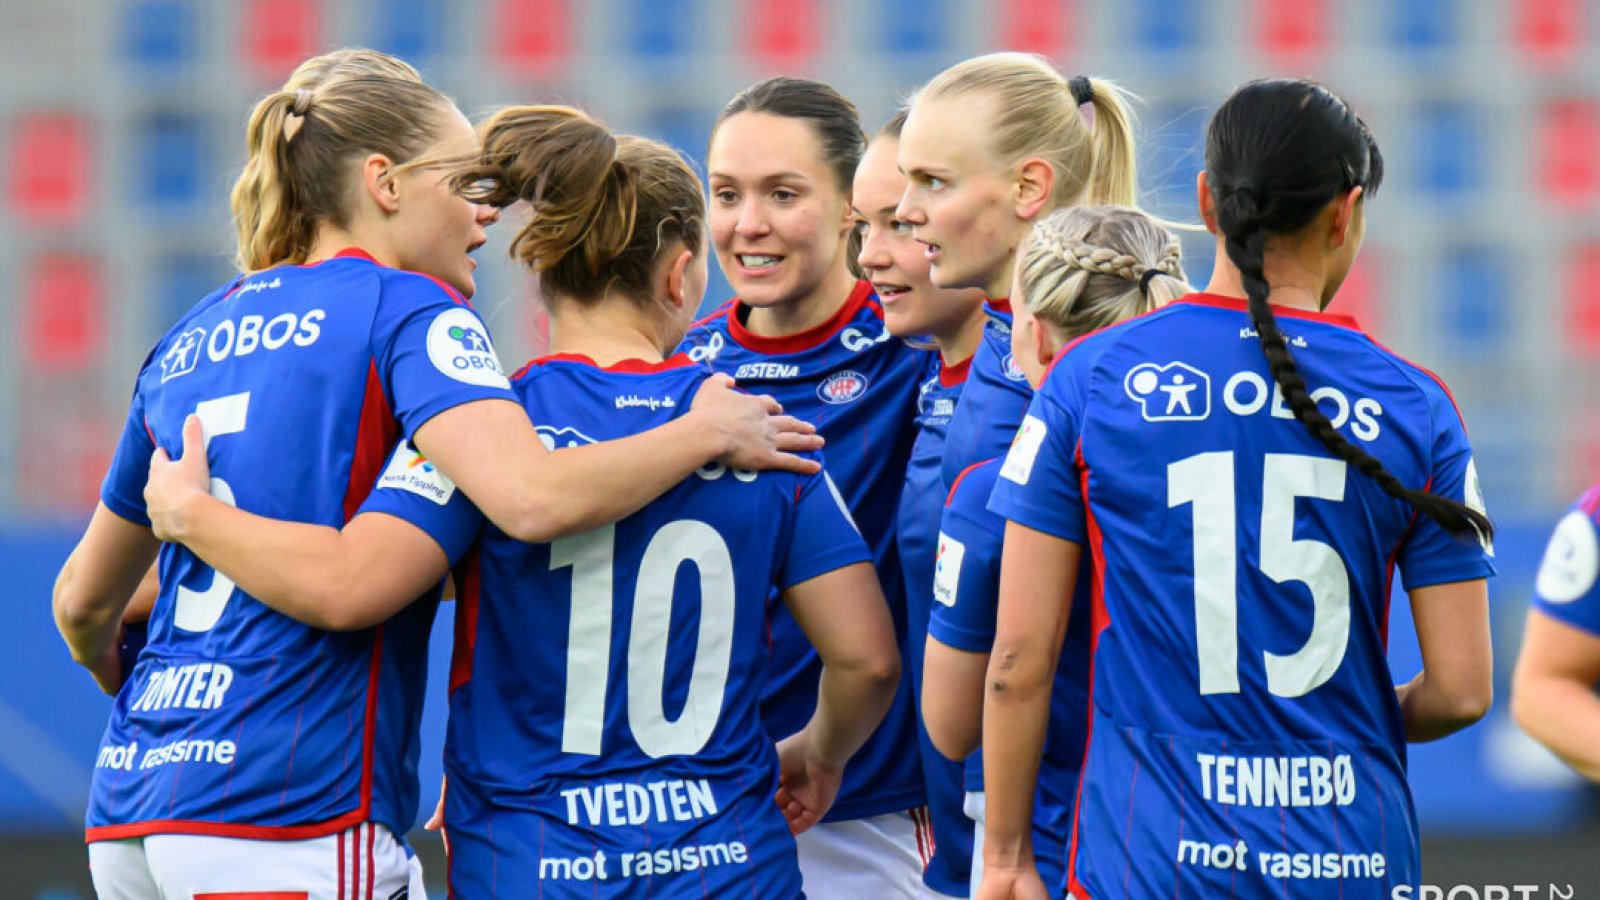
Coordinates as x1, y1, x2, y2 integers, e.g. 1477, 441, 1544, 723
1530, 494, 1600, 637
373, 276, 518, 439
355, 439, 486, 565
988, 382, 1088, 544
928, 463, 1006, 653
778, 468, 873, 590
101, 382, 155, 526
1395, 392, 1497, 590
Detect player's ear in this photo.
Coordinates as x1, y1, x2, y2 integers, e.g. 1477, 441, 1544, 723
1016, 157, 1055, 220
1196, 171, 1218, 235
362, 153, 401, 215
1031, 312, 1055, 369
663, 247, 694, 311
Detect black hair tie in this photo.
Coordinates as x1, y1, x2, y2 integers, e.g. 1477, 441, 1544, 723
1139, 267, 1162, 296
1068, 76, 1093, 107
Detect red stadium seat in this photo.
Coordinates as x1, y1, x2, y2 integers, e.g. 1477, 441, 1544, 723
8, 113, 91, 226
1538, 99, 1600, 209
745, 0, 818, 72
241, 0, 323, 81
1564, 242, 1600, 356
1000, 0, 1071, 57
1516, 0, 1583, 64
24, 253, 103, 373
1258, 0, 1326, 64
493, 0, 571, 79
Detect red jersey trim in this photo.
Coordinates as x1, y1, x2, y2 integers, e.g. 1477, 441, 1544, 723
1581, 484, 1600, 516
529, 352, 698, 374
86, 807, 366, 843
1176, 292, 1363, 332
341, 360, 400, 523
938, 354, 973, 388
724, 279, 876, 355
945, 459, 992, 506
985, 297, 1012, 315
449, 549, 483, 694
1065, 439, 1107, 900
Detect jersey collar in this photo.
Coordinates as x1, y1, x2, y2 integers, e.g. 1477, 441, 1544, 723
1176, 292, 1362, 332
726, 279, 876, 355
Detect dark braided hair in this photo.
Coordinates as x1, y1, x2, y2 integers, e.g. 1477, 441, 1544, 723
1206, 79, 1492, 542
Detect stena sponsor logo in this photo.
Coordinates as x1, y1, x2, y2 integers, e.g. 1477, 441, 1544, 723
537, 425, 600, 450
734, 361, 799, 379
686, 331, 725, 363
818, 370, 869, 404
130, 662, 234, 713
182, 310, 326, 373
840, 325, 891, 353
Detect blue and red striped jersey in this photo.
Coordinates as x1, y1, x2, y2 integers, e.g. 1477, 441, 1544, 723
989, 293, 1496, 898
359, 354, 872, 898
91, 250, 514, 842
677, 280, 930, 821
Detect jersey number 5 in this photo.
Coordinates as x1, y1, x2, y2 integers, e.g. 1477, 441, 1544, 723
551, 521, 736, 758
172, 392, 250, 633
1169, 452, 1351, 698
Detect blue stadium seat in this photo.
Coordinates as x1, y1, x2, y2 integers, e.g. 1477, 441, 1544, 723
1415, 103, 1482, 202
1438, 246, 1508, 352
121, 0, 196, 74
1392, 0, 1458, 53
371, 0, 446, 66
628, 0, 695, 63
134, 114, 208, 216
1132, 0, 1201, 54
883, 0, 947, 57
155, 253, 232, 331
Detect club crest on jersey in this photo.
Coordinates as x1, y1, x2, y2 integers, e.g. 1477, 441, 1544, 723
427, 307, 509, 389
160, 327, 206, 382
1124, 361, 1211, 422
1001, 352, 1027, 382
537, 424, 600, 450
818, 370, 869, 404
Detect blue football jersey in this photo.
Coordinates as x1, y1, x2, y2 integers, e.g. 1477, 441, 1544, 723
941, 300, 1033, 489
989, 294, 1496, 898
927, 458, 1086, 895
359, 353, 872, 899
898, 354, 976, 895
678, 279, 930, 821
90, 249, 515, 842
1531, 484, 1600, 634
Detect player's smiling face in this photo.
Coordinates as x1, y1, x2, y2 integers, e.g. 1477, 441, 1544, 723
707, 112, 854, 311
896, 95, 1024, 298
389, 107, 496, 298
853, 136, 984, 343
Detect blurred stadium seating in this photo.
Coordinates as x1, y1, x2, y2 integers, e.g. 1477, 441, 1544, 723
2, 0, 1596, 894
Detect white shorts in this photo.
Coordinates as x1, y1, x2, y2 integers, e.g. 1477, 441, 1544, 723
88, 822, 423, 900
965, 790, 987, 896
796, 807, 932, 898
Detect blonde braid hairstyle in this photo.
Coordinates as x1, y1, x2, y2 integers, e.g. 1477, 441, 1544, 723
1018, 205, 1190, 339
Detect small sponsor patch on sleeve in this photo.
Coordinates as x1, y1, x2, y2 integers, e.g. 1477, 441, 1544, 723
1535, 510, 1599, 605
376, 440, 458, 505
933, 532, 965, 607
426, 308, 510, 389
1000, 414, 1048, 485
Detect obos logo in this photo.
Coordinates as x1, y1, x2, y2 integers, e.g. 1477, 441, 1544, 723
818, 370, 869, 404
1001, 352, 1027, 383
1124, 361, 1211, 422
427, 308, 509, 388
160, 327, 207, 382
536, 425, 599, 450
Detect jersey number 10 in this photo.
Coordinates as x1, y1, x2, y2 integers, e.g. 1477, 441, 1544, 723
1169, 452, 1351, 699
550, 521, 736, 759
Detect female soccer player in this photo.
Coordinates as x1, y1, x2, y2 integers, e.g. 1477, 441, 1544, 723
895, 52, 1140, 489
856, 109, 988, 899
679, 77, 934, 894
923, 205, 1189, 896
1513, 485, 1600, 781
148, 104, 903, 898
893, 52, 1141, 896
52, 51, 818, 897
980, 78, 1496, 899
